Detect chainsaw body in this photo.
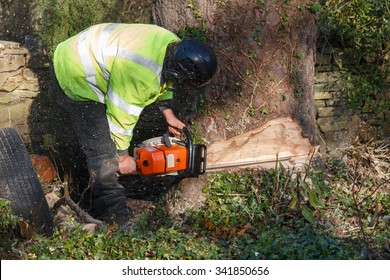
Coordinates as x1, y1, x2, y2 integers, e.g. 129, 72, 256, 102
134, 128, 206, 177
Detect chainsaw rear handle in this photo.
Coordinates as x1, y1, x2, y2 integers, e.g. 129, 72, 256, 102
179, 127, 207, 178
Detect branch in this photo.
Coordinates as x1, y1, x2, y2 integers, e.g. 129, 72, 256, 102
53, 195, 103, 225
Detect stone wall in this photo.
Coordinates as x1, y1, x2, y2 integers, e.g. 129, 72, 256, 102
0, 40, 40, 142
314, 47, 390, 152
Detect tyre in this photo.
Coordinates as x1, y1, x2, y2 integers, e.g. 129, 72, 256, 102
0, 127, 54, 236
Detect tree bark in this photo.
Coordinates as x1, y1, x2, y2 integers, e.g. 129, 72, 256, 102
153, 0, 318, 145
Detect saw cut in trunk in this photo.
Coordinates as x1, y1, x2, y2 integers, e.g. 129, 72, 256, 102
206, 117, 316, 171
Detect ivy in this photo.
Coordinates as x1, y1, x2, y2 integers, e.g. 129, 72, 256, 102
317, 0, 390, 113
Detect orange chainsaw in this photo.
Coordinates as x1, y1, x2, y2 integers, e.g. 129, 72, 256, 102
134, 128, 207, 178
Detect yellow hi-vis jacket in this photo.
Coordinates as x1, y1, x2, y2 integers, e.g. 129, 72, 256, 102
53, 23, 180, 152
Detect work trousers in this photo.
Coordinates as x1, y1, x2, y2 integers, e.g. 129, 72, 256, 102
52, 70, 130, 225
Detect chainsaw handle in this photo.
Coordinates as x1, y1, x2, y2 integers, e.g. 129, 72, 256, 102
179, 127, 193, 178
177, 127, 207, 178
162, 133, 172, 148
200, 144, 207, 174
182, 127, 192, 142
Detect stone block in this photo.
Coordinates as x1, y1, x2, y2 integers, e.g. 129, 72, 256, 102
332, 92, 347, 100
314, 72, 340, 83
322, 128, 360, 152
315, 65, 333, 72
326, 100, 334, 106
11, 89, 39, 100
18, 79, 40, 92
316, 46, 333, 55
324, 81, 343, 92
0, 90, 38, 105
315, 53, 331, 66
314, 83, 327, 92
314, 100, 326, 108
9, 98, 33, 125
0, 72, 10, 89
23, 68, 38, 80
0, 69, 23, 89
317, 107, 334, 117
0, 92, 14, 104
0, 41, 20, 50
3, 48, 29, 56
331, 98, 349, 107
0, 105, 11, 127
314, 91, 332, 100
0, 41, 28, 55
317, 116, 352, 132
1, 74, 24, 92
0, 53, 26, 72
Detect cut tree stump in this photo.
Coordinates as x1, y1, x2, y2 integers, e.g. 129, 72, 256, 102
164, 117, 316, 219
206, 117, 317, 171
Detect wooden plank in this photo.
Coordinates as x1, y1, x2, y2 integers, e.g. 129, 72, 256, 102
206, 117, 316, 171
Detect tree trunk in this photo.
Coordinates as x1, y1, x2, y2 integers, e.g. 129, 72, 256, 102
154, 0, 318, 218
153, 0, 318, 145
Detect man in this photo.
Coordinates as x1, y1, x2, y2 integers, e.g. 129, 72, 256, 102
53, 23, 217, 226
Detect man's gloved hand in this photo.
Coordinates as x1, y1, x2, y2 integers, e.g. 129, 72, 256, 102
118, 153, 137, 174
161, 108, 185, 136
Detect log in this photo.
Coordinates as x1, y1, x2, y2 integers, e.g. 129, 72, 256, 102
206, 117, 316, 171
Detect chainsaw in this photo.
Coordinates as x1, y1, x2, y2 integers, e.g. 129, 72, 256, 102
134, 127, 207, 178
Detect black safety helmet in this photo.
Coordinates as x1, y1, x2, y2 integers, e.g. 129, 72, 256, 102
164, 38, 217, 87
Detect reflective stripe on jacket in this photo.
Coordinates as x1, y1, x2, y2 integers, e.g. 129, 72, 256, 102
53, 23, 179, 151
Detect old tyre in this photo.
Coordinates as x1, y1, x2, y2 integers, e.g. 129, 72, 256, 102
0, 128, 54, 236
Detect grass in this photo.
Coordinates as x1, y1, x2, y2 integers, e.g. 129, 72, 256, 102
1, 140, 389, 260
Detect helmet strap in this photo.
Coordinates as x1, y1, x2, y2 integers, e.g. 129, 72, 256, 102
163, 68, 183, 84
162, 42, 181, 84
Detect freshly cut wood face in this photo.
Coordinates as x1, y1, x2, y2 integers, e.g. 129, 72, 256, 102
206, 117, 316, 171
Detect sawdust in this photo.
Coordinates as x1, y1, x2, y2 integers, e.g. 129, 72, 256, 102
126, 197, 156, 221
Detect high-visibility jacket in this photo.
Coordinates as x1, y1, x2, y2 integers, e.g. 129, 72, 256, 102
53, 23, 180, 152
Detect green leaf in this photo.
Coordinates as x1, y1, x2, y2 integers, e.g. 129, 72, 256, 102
288, 191, 298, 209
298, 178, 322, 209
310, 3, 323, 13
168, 226, 177, 235
317, 197, 326, 208
307, 187, 319, 208
301, 205, 315, 223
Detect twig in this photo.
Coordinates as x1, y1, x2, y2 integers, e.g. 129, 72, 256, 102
350, 162, 372, 259
357, 178, 390, 207
53, 195, 103, 225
